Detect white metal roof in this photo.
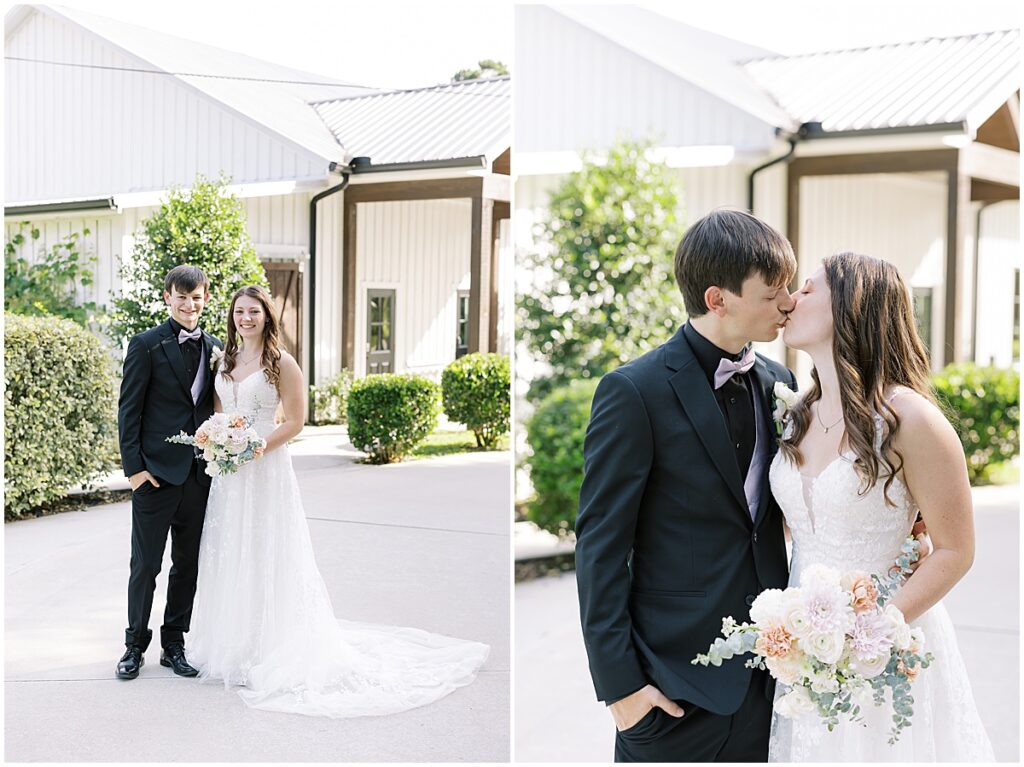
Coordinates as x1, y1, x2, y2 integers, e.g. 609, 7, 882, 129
14, 4, 362, 163
313, 77, 511, 167
743, 29, 1021, 134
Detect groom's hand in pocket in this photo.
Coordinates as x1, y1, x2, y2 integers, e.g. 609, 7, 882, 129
129, 471, 160, 492
609, 684, 684, 731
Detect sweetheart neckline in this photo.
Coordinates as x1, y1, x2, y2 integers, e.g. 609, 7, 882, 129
220, 369, 268, 387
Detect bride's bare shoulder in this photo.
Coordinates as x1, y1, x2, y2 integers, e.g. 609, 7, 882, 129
887, 386, 958, 449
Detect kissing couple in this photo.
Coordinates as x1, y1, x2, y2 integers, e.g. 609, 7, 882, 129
575, 209, 994, 761
116, 265, 488, 717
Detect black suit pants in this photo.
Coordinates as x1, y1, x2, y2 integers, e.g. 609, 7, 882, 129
614, 669, 773, 762
125, 461, 208, 650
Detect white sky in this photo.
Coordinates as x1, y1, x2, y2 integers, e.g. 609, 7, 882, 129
6, 2, 1017, 88
642, 0, 1021, 55
4, 1, 515, 89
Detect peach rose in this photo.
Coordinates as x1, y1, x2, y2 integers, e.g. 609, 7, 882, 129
849, 576, 879, 615
228, 415, 247, 429
755, 624, 795, 658
253, 445, 265, 458
194, 431, 209, 448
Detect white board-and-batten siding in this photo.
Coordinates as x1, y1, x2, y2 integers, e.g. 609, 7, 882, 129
4, 191, 348, 383
515, 6, 777, 155
974, 200, 1020, 369
354, 199, 472, 380
5, 9, 325, 204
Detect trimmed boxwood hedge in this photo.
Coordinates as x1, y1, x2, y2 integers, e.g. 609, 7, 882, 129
346, 374, 441, 464
932, 363, 1019, 484
5, 313, 118, 519
441, 352, 510, 449
525, 379, 600, 537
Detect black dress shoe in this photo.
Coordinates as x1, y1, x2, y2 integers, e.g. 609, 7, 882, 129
116, 646, 144, 679
160, 643, 198, 677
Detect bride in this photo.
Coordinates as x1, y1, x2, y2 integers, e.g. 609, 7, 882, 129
185, 285, 489, 717
767, 252, 994, 760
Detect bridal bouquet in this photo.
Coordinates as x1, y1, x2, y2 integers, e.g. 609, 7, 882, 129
693, 539, 933, 744
166, 413, 266, 477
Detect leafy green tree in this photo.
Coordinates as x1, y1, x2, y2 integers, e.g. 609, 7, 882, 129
517, 137, 686, 401
452, 59, 509, 81
5, 224, 102, 327
111, 174, 269, 343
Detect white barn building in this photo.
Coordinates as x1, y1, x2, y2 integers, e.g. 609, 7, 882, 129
5, 4, 512, 387
515, 5, 1019, 381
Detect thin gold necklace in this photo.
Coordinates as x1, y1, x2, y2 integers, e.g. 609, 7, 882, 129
237, 349, 262, 366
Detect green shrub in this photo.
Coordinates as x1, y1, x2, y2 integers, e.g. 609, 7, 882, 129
111, 174, 269, 344
525, 379, 600, 537
5, 313, 118, 519
932, 363, 1019, 484
310, 369, 354, 425
346, 374, 441, 464
441, 353, 510, 449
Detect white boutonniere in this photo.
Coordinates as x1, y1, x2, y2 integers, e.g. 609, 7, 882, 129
772, 381, 799, 437
210, 346, 224, 372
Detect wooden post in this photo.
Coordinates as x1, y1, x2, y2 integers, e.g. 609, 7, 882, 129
470, 196, 494, 353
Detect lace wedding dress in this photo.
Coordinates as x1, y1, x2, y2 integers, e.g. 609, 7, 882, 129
187, 370, 489, 717
766, 410, 994, 761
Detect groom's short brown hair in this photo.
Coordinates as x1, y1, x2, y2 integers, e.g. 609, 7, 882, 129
163, 265, 209, 295
674, 208, 796, 316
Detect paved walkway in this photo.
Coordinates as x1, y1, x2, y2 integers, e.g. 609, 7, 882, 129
5, 427, 510, 762
515, 485, 1020, 762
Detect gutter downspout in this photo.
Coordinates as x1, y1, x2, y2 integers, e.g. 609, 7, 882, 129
307, 166, 351, 420
971, 200, 997, 364
746, 133, 798, 214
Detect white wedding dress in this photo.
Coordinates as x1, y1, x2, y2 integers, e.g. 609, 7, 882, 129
766, 409, 994, 761
187, 370, 489, 717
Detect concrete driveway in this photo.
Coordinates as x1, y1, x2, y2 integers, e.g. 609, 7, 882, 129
5, 427, 511, 762
514, 485, 1019, 762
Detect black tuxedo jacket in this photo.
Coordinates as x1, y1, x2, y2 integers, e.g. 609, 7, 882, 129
576, 326, 797, 716
118, 320, 223, 486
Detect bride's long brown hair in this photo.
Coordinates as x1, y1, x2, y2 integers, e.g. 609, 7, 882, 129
779, 252, 936, 505
221, 285, 283, 393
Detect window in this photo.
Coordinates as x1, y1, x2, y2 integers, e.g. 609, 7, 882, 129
912, 287, 932, 354
456, 291, 470, 358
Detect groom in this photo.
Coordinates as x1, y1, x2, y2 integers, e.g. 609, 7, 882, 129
575, 209, 799, 762
116, 265, 222, 680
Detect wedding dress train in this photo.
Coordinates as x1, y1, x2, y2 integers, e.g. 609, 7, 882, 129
187, 370, 489, 717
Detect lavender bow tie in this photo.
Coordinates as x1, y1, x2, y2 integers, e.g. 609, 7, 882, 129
713, 346, 755, 389
177, 327, 202, 344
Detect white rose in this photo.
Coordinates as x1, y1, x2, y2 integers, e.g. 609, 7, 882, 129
809, 667, 840, 694
774, 686, 816, 719
909, 627, 926, 655
203, 447, 215, 462
206, 461, 222, 477
847, 652, 888, 679
774, 381, 800, 408
750, 589, 785, 626
781, 590, 813, 638
848, 681, 876, 708
884, 605, 912, 650
765, 655, 802, 686
806, 631, 845, 665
